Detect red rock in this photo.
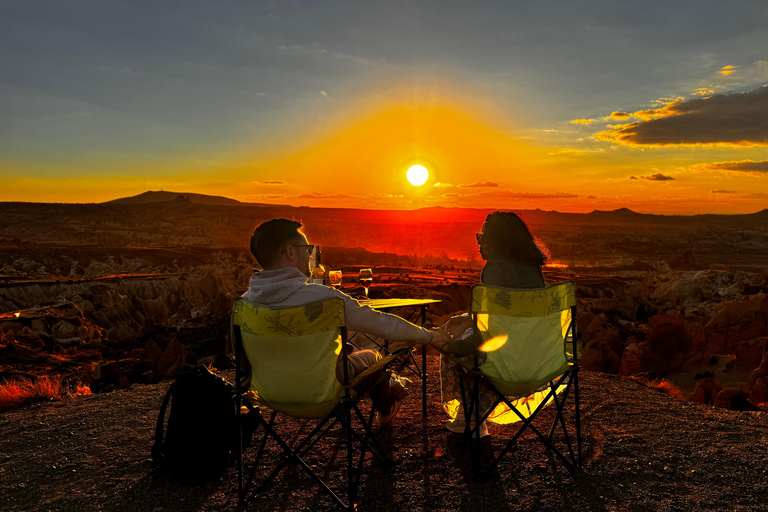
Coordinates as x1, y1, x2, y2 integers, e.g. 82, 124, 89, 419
646, 313, 687, 363
155, 338, 185, 381
580, 339, 620, 373
726, 312, 767, 353
735, 337, 768, 371
690, 377, 723, 406
745, 340, 768, 395
140, 339, 163, 374
618, 342, 641, 376
714, 387, 754, 410
749, 376, 768, 404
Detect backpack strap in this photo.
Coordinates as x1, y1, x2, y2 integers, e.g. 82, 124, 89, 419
151, 381, 176, 465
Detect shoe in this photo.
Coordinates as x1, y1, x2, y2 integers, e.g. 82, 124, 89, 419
445, 418, 490, 438
378, 375, 410, 427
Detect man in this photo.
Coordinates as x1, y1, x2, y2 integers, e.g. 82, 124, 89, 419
241, 218, 449, 426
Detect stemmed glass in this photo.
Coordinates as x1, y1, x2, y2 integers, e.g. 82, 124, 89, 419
328, 270, 343, 289
359, 268, 373, 298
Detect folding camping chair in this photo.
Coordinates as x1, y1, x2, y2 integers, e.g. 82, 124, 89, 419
232, 297, 403, 511
444, 281, 582, 478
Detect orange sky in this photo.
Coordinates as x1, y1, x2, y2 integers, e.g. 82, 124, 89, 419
5, 95, 768, 214
3, 3, 767, 214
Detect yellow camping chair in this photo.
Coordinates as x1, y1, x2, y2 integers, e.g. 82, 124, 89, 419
232, 297, 403, 511
444, 281, 582, 478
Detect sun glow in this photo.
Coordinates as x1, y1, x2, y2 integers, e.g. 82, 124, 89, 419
406, 164, 429, 186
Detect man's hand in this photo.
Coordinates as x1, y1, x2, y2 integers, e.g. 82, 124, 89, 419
429, 329, 454, 354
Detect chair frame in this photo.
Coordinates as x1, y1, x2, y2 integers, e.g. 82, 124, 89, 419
456, 282, 583, 479
232, 299, 398, 511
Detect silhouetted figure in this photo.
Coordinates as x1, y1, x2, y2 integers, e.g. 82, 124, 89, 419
431, 211, 548, 436
241, 218, 450, 426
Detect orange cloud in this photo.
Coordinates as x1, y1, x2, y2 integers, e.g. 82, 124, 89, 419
607, 111, 631, 121
711, 189, 736, 194
475, 190, 579, 199
571, 119, 595, 125
692, 88, 715, 97
298, 192, 357, 199
596, 86, 768, 147
458, 181, 499, 188
719, 65, 736, 76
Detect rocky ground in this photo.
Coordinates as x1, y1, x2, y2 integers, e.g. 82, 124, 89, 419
2, 357, 768, 512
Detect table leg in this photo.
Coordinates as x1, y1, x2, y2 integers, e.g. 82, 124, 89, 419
420, 305, 428, 418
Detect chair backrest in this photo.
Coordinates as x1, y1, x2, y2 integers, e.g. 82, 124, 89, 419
232, 297, 347, 411
470, 280, 578, 389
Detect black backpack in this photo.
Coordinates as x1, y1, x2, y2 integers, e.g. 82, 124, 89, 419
152, 365, 236, 483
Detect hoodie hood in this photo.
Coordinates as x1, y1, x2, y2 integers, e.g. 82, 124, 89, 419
242, 267, 310, 305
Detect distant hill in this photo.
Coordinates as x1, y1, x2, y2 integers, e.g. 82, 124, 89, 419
104, 191, 243, 206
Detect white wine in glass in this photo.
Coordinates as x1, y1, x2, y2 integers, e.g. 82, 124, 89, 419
359, 268, 373, 298
329, 270, 342, 289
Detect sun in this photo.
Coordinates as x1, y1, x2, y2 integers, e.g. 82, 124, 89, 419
406, 164, 429, 186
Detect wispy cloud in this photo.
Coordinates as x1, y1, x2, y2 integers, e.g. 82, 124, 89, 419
571, 119, 595, 125
253, 179, 286, 185
298, 192, 356, 199
694, 160, 768, 174
458, 181, 500, 188
630, 173, 675, 181
596, 85, 768, 147
476, 190, 579, 199
711, 189, 736, 194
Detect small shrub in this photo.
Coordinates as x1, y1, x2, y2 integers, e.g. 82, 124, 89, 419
0, 376, 64, 413
629, 375, 686, 400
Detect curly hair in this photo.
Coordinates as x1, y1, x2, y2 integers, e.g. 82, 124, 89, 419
482, 211, 548, 266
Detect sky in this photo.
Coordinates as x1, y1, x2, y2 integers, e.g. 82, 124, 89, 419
2, 0, 768, 214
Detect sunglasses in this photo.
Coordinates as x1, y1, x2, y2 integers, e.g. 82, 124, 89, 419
283, 244, 315, 255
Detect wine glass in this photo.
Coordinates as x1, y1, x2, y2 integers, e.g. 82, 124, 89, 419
328, 270, 342, 289
359, 268, 373, 298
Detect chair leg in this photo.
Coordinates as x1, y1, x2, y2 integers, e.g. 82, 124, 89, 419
237, 394, 243, 504
574, 367, 583, 470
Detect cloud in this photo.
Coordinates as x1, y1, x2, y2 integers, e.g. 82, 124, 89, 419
249, 194, 285, 200
607, 112, 631, 121
694, 159, 768, 174
711, 189, 736, 194
476, 190, 579, 199
433, 183, 454, 188
369, 193, 404, 198
253, 180, 286, 185
298, 192, 356, 199
629, 176, 639, 180
692, 88, 715, 97
571, 119, 595, 125
640, 173, 675, 181
458, 181, 500, 188
596, 86, 768, 147
719, 65, 736, 76
738, 192, 768, 199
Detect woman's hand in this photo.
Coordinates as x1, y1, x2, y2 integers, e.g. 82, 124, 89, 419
429, 328, 454, 354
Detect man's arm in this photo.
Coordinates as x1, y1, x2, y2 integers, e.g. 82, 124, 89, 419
340, 293, 433, 344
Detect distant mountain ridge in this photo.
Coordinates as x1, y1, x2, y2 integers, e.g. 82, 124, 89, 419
104, 190, 244, 206
102, 191, 767, 223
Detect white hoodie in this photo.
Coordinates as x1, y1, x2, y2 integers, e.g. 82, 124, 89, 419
240, 267, 432, 344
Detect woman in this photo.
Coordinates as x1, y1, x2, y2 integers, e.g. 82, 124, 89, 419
431, 211, 548, 436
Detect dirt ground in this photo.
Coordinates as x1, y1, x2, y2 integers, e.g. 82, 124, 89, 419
2, 355, 768, 512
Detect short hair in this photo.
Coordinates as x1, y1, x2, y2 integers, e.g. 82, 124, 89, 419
483, 211, 548, 266
250, 218, 303, 268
